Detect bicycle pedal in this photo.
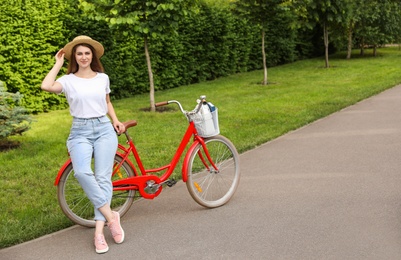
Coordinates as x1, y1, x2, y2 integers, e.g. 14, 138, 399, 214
166, 179, 177, 187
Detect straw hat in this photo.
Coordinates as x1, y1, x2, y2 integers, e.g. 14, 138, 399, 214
63, 35, 104, 60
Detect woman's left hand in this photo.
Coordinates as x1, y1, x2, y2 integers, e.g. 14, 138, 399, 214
113, 121, 125, 135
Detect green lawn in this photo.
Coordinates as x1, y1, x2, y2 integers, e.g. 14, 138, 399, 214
2, 47, 401, 248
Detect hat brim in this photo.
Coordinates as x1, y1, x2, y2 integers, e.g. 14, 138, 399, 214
63, 37, 104, 60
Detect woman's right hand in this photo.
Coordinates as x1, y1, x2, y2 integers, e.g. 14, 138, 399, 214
41, 49, 65, 93
55, 49, 65, 64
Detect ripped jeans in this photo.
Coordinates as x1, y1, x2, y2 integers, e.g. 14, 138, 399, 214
67, 116, 117, 222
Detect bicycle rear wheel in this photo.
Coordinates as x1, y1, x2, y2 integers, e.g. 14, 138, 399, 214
57, 154, 135, 227
186, 135, 240, 208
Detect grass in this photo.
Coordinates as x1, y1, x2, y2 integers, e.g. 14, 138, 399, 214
2, 47, 401, 248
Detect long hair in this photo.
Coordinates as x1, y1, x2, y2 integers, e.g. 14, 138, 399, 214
67, 43, 104, 74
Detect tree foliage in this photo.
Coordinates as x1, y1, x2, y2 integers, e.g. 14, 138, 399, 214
79, 0, 196, 111
295, 0, 348, 68
354, 0, 401, 56
234, 0, 295, 84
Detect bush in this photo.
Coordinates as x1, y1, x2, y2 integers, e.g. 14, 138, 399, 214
0, 0, 69, 113
0, 81, 31, 141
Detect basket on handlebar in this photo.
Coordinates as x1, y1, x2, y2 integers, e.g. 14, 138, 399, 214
189, 103, 220, 138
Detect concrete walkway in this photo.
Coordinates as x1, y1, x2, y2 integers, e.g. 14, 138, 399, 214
3, 85, 401, 259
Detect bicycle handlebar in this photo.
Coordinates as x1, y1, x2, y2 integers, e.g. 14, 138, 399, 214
155, 101, 169, 107
155, 95, 207, 115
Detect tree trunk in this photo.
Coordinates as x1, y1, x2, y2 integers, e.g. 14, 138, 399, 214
360, 37, 365, 56
261, 30, 268, 85
323, 22, 330, 68
346, 26, 353, 59
144, 35, 155, 112
373, 45, 377, 57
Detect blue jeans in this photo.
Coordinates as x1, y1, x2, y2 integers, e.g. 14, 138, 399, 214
67, 116, 117, 222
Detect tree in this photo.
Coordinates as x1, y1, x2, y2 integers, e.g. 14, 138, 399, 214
79, 0, 196, 112
234, 0, 293, 85
295, 0, 347, 68
338, 0, 360, 59
355, 0, 401, 56
321, 0, 401, 60
0, 81, 31, 142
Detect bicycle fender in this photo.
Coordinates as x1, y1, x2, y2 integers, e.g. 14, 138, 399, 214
182, 141, 200, 183
54, 159, 72, 186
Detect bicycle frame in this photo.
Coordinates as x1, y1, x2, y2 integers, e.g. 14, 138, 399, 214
54, 120, 219, 200
112, 120, 218, 199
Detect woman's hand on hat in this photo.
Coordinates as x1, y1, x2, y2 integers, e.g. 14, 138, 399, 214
55, 49, 65, 64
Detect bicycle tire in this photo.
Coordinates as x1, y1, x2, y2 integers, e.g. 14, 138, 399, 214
186, 135, 240, 208
57, 154, 135, 227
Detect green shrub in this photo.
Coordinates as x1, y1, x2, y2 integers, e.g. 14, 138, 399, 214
0, 81, 31, 140
0, 0, 68, 113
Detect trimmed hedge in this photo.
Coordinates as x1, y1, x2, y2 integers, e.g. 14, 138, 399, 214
0, 0, 313, 113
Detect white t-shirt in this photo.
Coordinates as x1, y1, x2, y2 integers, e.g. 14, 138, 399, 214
57, 73, 110, 118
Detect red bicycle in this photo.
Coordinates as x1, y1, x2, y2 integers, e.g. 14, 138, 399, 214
54, 96, 241, 227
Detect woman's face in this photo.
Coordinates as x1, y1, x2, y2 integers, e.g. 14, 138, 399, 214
74, 45, 92, 69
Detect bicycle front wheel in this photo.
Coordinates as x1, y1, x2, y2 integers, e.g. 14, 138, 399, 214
57, 154, 136, 227
186, 135, 240, 208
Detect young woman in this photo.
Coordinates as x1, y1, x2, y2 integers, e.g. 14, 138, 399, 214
41, 35, 126, 254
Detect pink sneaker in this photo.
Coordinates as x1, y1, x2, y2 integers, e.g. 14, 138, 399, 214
108, 211, 125, 244
94, 234, 109, 254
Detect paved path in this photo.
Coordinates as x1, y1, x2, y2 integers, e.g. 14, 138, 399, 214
3, 86, 401, 259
